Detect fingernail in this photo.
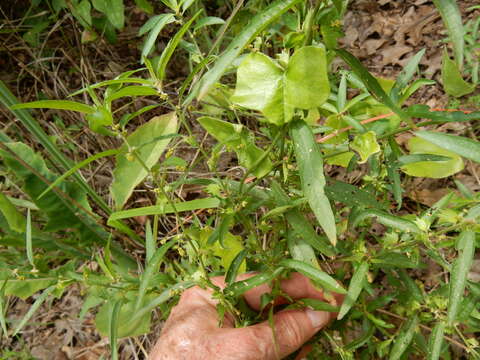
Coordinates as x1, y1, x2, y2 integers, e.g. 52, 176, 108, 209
305, 309, 330, 329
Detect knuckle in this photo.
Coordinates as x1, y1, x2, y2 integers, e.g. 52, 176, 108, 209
277, 312, 307, 350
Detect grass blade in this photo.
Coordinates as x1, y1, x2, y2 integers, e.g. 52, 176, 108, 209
12, 285, 56, 336
108, 197, 220, 222
338, 261, 369, 320
447, 230, 475, 325
11, 100, 95, 113
290, 119, 337, 245
188, 0, 301, 103
280, 259, 346, 294
389, 314, 419, 360
0, 280, 8, 337
427, 322, 446, 360
432, 0, 464, 67
415, 131, 480, 163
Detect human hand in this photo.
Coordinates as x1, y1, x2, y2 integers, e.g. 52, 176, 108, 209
149, 272, 344, 360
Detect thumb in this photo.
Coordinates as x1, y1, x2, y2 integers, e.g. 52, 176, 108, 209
223, 308, 331, 360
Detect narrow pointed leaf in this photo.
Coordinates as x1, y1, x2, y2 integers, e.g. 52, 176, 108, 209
389, 314, 419, 360
433, 0, 464, 67
11, 100, 95, 113
338, 261, 369, 319
427, 322, 446, 360
448, 230, 475, 325
290, 120, 337, 245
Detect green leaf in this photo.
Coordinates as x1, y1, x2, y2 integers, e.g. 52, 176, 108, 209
198, 116, 272, 177
349, 209, 421, 234
11, 100, 95, 113
0, 192, 25, 233
156, 11, 201, 81
441, 50, 475, 97
85, 106, 113, 135
391, 48, 426, 102
290, 120, 337, 245
225, 268, 284, 297
70, 0, 92, 28
231, 52, 287, 125
338, 261, 369, 320
448, 230, 475, 325
415, 130, 480, 164
397, 154, 452, 165
110, 112, 177, 209
401, 137, 464, 178
108, 197, 220, 222
336, 49, 409, 124
290, 298, 339, 312
280, 259, 346, 294
433, 0, 464, 67
193, 16, 225, 31
25, 208, 34, 268
105, 85, 158, 103
427, 322, 446, 360
134, 0, 153, 13
106, 0, 125, 29
12, 285, 56, 336
135, 239, 176, 311
350, 131, 381, 164
325, 179, 385, 209
108, 299, 123, 360
285, 46, 330, 110
225, 250, 248, 285
389, 314, 419, 360
140, 14, 176, 61
189, 0, 301, 103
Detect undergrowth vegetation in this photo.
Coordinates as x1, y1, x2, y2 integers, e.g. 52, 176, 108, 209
1, 0, 479, 358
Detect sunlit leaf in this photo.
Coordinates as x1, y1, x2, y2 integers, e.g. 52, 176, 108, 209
350, 131, 380, 164
441, 50, 475, 97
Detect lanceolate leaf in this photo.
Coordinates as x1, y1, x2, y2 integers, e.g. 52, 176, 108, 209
389, 314, 419, 360
448, 230, 475, 325
11, 100, 95, 113
290, 120, 337, 245
280, 259, 346, 294
427, 322, 446, 360
140, 13, 176, 61
0, 192, 26, 233
338, 261, 369, 320
433, 0, 464, 67
349, 209, 421, 234
111, 112, 177, 209
415, 131, 480, 164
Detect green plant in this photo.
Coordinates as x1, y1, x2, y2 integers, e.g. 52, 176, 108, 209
1, 0, 480, 359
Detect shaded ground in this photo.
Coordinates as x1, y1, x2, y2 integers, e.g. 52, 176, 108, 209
1, 0, 479, 359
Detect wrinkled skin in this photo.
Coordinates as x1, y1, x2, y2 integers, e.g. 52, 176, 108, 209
149, 273, 344, 360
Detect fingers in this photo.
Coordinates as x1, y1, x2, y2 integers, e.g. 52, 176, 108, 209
216, 308, 332, 360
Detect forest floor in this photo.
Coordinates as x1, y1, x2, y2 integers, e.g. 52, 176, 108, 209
1, 0, 479, 359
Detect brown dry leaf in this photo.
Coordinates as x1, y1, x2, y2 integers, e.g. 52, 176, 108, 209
381, 45, 414, 66
409, 188, 452, 207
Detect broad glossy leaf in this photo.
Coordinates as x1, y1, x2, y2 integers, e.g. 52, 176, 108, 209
280, 259, 346, 294
284, 46, 330, 110
401, 137, 464, 178
111, 112, 177, 209
441, 51, 475, 97
231, 52, 286, 125
291, 120, 336, 245
415, 131, 480, 164
448, 230, 475, 325
189, 0, 301, 102
198, 116, 272, 177
389, 315, 419, 360
433, 0, 464, 66
338, 261, 369, 320
11, 100, 95, 113
350, 131, 380, 164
